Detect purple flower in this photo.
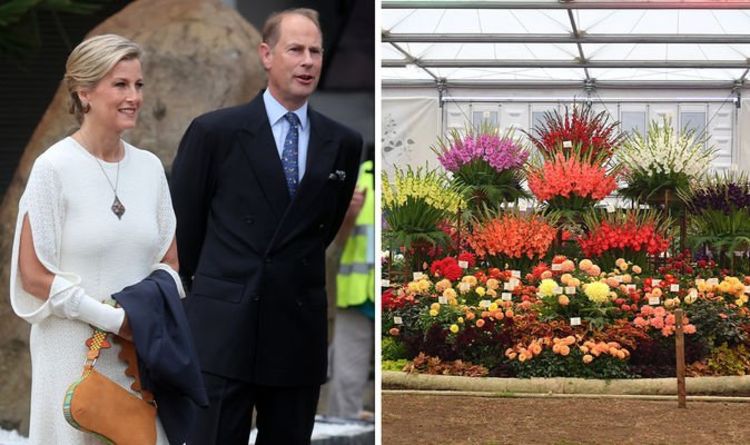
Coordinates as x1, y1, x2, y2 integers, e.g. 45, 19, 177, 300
437, 133, 528, 173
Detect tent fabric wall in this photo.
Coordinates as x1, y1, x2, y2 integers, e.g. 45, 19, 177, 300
381, 97, 441, 177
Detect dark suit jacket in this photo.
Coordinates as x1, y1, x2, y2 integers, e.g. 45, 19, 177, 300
113, 269, 208, 445
170, 92, 361, 386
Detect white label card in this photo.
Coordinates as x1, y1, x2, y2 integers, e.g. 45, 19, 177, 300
502, 292, 512, 301
511, 270, 522, 278
670, 284, 680, 292
504, 282, 515, 291
479, 300, 491, 308
393, 316, 403, 325
649, 296, 661, 305
438, 296, 448, 304
381, 279, 390, 287
554, 286, 563, 294
563, 140, 573, 148
708, 278, 719, 286
607, 204, 615, 213
745, 286, 750, 294
652, 279, 661, 286
565, 286, 576, 295
413, 272, 424, 281
627, 284, 637, 292
458, 260, 469, 269
570, 317, 581, 326
551, 263, 562, 271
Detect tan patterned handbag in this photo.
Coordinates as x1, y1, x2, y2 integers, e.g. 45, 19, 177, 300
63, 327, 157, 445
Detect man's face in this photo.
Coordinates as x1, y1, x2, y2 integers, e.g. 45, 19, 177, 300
260, 14, 323, 110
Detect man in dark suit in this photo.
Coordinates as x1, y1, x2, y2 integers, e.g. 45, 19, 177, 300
170, 8, 362, 445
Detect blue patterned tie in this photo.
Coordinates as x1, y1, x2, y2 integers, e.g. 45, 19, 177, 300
282, 112, 300, 198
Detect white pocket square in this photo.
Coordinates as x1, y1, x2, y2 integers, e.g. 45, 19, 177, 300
329, 170, 346, 181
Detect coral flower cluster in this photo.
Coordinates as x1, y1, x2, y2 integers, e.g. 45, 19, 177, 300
526, 153, 618, 203
467, 213, 557, 260
578, 219, 670, 257
633, 305, 697, 337
579, 340, 630, 362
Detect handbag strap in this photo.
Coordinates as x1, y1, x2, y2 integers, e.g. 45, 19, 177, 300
82, 328, 111, 376
81, 302, 155, 405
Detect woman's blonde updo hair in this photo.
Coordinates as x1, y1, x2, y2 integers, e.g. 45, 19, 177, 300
64, 34, 141, 124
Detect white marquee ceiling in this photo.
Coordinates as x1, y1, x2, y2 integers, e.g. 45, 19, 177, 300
382, 1, 750, 87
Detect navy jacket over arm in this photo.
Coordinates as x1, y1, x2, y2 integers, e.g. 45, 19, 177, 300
113, 269, 209, 445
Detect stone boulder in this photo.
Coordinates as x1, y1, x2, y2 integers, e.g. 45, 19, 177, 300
0, 0, 265, 432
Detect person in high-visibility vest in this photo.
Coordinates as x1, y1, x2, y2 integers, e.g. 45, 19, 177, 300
327, 159, 374, 420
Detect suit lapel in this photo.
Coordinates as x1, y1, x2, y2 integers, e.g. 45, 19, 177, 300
238, 95, 290, 221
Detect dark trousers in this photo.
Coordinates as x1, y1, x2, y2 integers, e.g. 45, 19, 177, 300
188, 372, 321, 445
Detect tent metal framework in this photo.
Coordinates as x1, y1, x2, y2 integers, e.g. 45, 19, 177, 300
382, 0, 750, 91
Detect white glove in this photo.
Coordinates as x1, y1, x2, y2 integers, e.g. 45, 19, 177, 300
48, 276, 125, 334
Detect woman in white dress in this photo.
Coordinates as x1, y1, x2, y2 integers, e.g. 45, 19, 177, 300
10, 34, 178, 444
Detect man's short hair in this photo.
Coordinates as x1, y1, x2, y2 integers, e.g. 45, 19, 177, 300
262, 8, 322, 48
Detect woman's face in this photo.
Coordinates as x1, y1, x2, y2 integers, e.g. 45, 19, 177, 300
79, 58, 143, 133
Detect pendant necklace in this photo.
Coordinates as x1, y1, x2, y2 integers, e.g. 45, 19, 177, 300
78, 134, 126, 219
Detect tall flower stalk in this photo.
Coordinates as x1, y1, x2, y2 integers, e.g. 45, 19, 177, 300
618, 116, 716, 203
433, 126, 529, 212
526, 104, 625, 161
686, 171, 750, 273
382, 167, 466, 271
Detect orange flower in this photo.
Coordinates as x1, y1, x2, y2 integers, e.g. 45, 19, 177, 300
527, 153, 618, 202
468, 213, 557, 261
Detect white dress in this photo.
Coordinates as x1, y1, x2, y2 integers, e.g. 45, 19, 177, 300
9, 137, 180, 444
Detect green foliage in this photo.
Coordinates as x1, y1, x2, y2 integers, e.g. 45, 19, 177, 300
511, 349, 635, 379
687, 299, 747, 347
382, 336, 409, 361
707, 344, 750, 376
381, 359, 409, 372
0, 0, 106, 59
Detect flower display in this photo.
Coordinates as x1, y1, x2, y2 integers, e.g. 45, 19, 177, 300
382, 167, 465, 269
579, 210, 671, 270
584, 281, 610, 304
433, 127, 529, 209
527, 153, 619, 209
435, 128, 528, 173
467, 212, 557, 267
525, 104, 624, 161
687, 172, 750, 274
618, 116, 716, 202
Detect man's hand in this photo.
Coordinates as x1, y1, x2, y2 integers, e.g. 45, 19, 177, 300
346, 187, 367, 220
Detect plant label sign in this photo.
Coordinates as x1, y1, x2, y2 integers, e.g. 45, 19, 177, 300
393, 316, 403, 325
652, 279, 661, 287
551, 263, 562, 271
745, 286, 750, 294
670, 284, 679, 292
502, 292, 512, 301
458, 260, 469, 269
565, 286, 576, 295
479, 300, 491, 308
438, 296, 448, 305
381, 279, 390, 287
413, 272, 424, 281
570, 317, 581, 326
511, 270, 522, 278
504, 282, 516, 291
626, 284, 637, 292
649, 296, 661, 305
563, 140, 573, 148
554, 286, 563, 294
707, 278, 719, 286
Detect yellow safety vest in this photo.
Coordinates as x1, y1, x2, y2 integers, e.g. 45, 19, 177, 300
336, 160, 374, 308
